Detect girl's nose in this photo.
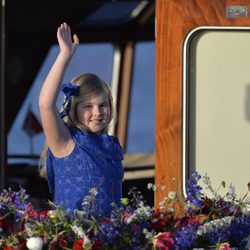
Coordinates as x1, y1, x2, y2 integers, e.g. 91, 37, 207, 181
93, 105, 101, 115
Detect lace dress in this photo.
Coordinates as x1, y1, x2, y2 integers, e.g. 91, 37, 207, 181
46, 128, 124, 217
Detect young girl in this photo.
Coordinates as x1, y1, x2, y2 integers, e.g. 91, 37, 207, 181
39, 22, 124, 217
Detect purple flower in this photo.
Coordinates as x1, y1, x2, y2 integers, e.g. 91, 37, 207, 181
186, 172, 203, 210
174, 224, 198, 249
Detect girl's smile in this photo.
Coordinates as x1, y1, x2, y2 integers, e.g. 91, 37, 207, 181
76, 93, 110, 133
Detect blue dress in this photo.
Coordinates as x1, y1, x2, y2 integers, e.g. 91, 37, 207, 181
46, 128, 124, 217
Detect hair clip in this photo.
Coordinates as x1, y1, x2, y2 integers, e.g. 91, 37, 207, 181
60, 82, 79, 118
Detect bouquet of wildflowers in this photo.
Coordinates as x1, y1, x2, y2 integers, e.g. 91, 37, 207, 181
0, 187, 31, 249
0, 172, 249, 250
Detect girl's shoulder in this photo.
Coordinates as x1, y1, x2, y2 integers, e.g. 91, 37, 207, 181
69, 127, 120, 143
69, 127, 123, 161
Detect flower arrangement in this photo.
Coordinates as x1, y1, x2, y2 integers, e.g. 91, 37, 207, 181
0, 172, 249, 250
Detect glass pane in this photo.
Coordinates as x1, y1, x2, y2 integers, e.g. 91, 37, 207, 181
185, 29, 250, 196
126, 42, 155, 153
82, 1, 141, 25
8, 44, 114, 164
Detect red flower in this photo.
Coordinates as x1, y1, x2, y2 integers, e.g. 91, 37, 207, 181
92, 238, 104, 250
174, 216, 189, 230
155, 232, 174, 250
39, 210, 49, 219
3, 246, 13, 250
58, 234, 69, 249
23, 203, 39, 220
72, 238, 84, 250
151, 209, 174, 232
248, 181, 250, 192
189, 214, 208, 225
102, 219, 110, 224
3, 237, 25, 250
1, 218, 15, 235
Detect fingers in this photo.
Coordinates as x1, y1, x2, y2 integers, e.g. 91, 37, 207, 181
57, 22, 79, 55
73, 34, 79, 45
57, 22, 79, 43
63, 22, 70, 37
58, 22, 70, 38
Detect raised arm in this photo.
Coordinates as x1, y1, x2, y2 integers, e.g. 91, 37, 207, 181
39, 22, 79, 157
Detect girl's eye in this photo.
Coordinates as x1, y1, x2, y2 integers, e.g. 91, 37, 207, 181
84, 105, 92, 109
101, 103, 109, 108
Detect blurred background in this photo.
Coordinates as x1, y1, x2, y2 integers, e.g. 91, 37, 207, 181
0, 0, 155, 208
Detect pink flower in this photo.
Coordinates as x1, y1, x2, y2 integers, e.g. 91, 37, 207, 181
218, 242, 231, 250
154, 232, 174, 250
122, 211, 134, 224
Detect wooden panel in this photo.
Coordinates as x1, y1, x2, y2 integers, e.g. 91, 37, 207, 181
117, 41, 134, 149
155, 0, 250, 205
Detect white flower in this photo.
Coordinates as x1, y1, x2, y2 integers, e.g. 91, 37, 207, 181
26, 237, 43, 250
71, 225, 86, 238
241, 204, 250, 215
143, 228, 155, 240
126, 203, 153, 224
70, 225, 91, 248
168, 191, 177, 199
126, 215, 134, 224
47, 210, 57, 219
0, 238, 3, 247
147, 183, 153, 190
83, 233, 91, 247
241, 197, 250, 215
246, 234, 250, 249
196, 216, 234, 236
89, 188, 98, 196
226, 183, 236, 200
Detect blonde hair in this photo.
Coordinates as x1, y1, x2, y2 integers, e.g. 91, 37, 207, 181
40, 73, 116, 178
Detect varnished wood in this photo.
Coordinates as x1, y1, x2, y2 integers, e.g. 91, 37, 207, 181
155, 0, 250, 205
117, 41, 134, 150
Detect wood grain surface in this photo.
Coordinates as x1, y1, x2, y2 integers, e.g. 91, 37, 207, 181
155, 0, 250, 205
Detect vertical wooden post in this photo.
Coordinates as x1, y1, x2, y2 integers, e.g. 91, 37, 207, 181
117, 41, 134, 150
155, 0, 183, 204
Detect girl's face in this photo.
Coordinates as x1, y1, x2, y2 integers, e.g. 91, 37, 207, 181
76, 93, 111, 133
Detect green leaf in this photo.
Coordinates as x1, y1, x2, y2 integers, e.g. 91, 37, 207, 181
120, 198, 130, 206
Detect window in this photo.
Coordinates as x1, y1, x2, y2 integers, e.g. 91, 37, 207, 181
126, 42, 155, 153
183, 28, 250, 196
8, 44, 114, 164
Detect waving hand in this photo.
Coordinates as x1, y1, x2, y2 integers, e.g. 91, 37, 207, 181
57, 22, 79, 57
